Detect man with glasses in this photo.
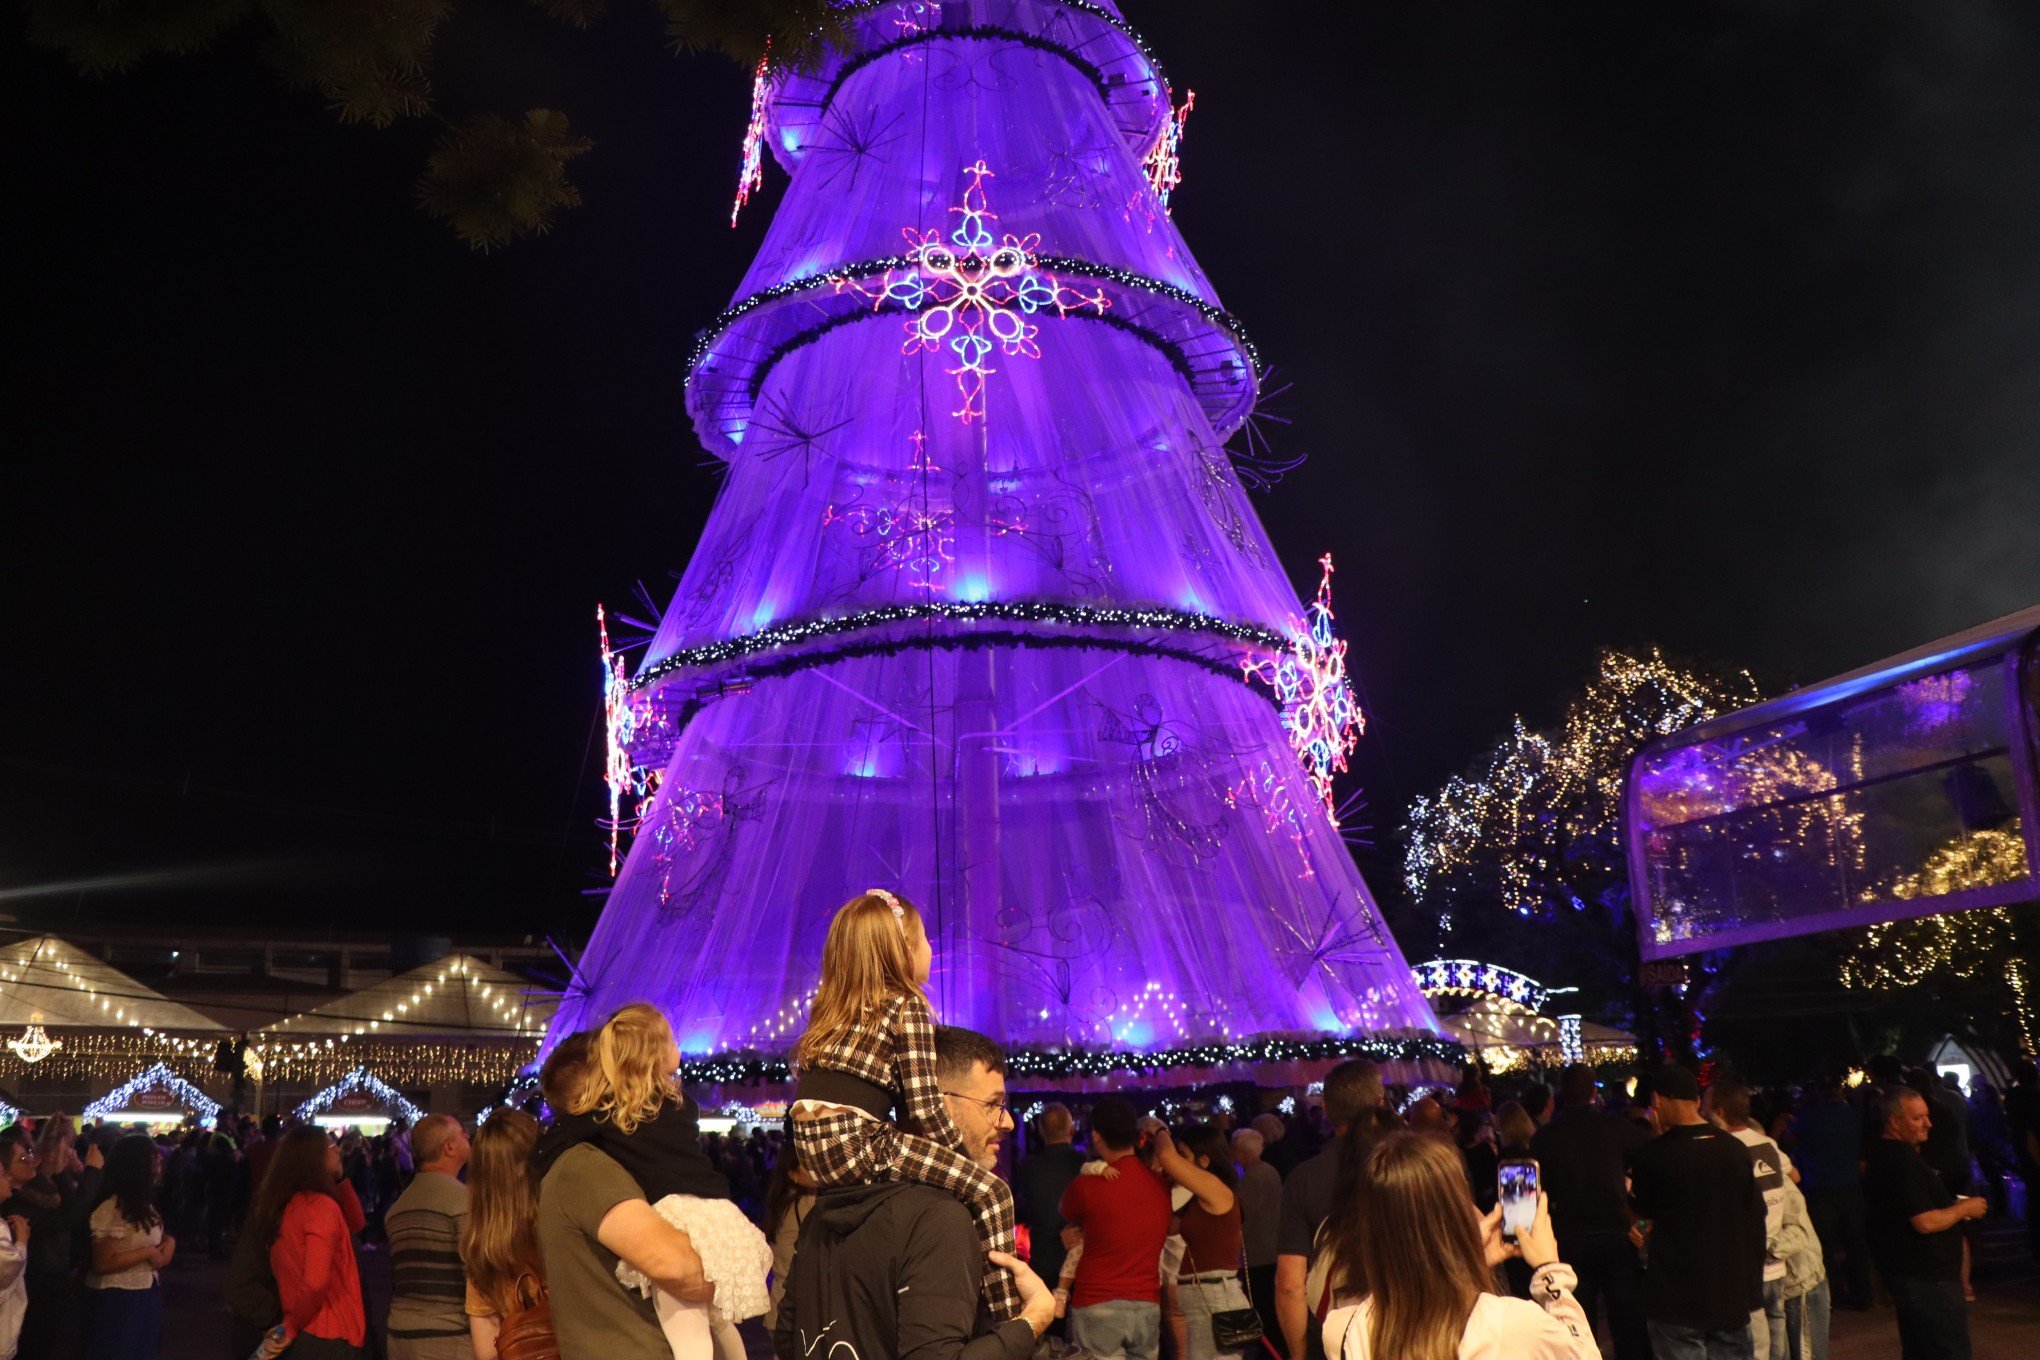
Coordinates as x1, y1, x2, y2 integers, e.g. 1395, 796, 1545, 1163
774, 1026, 1056, 1360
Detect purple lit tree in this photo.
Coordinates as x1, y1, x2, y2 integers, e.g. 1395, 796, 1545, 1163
552, 0, 1437, 1059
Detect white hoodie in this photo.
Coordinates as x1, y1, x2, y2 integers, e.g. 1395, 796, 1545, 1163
1323, 1264, 1601, 1360
0, 1214, 27, 1360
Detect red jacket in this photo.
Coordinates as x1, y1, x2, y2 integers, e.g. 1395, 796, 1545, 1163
271, 1183, 367, 1345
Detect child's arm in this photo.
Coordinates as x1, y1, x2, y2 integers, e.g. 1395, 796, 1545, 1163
892, 992, 971, 1150
1080, 1159, 1119, 1181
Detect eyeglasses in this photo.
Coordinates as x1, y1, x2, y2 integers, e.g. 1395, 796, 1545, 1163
942, 1090, 1011, 1116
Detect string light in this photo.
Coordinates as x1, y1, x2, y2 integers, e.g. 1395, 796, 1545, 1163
1143, 88, 1194, 211
7, 1013, 60, 1065
83, 1062, 221, 1125
731, 42, 771, 227
294, 1067, 425, 1125
830, 160, 1110, 423
1407, 649, 1761, 939
1841, 830, 2030, 994
1243, 554, 1361, 825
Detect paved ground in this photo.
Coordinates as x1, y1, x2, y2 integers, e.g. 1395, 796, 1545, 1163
159, 1221, 2040, 1360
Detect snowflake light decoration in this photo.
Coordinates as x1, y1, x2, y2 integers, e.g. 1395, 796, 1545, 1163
1243, 554, 1362, 825
1143, 87, 1195, 212
833, 160, 1109, 423
822, 432, 956, 589
731, 44, 772, 227
599, 606, 647, 875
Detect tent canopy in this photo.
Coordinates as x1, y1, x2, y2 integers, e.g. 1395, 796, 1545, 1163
0, 935, 225, 1033
260, 954, 553, 1040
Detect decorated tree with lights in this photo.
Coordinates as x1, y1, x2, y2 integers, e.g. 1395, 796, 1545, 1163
1404, 649, 1763, 1049
1840, 830, 2039, 1057
549, 0, 1441, 1072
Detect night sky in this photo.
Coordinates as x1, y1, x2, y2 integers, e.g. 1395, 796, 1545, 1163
9, 2, 2039, 941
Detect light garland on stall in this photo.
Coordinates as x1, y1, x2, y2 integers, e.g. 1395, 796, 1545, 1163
83, 1062, 222, 1125
1143, 88, 1194, 211
294, 1067, 425, 1125
1243, 554, 1361, 826
831, 160, 1110, 423
0, 1098, 18, 1125
731, 41, 772, 227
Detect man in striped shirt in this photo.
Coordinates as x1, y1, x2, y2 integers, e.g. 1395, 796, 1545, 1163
384, 1114, 472, 1359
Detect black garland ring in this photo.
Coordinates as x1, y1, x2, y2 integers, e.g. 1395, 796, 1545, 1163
679, 1033, 1466, 1086
685, 253, 1259, 396
625, 600, 1287, 693
827, 0, 1171, 93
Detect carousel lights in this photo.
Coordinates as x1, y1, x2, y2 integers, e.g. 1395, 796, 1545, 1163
83, 1062, 221, 1124
1412, 959, 1552, 1015
1143, 87, 1194, 211
731, 42, 771, 227
831, 160, 1110, 423
7, 1013, 61, 1065
294, 1067, 425, 1125
1243, 555, 1361, 825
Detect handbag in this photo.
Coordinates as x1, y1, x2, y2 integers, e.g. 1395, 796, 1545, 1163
495, 1272, 561, 1360
1191, 1242, 1264, 1352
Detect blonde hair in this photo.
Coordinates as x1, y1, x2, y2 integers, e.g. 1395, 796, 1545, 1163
793, 890, 928, 1069
1349, 1131, 1496, 1360
461, 1109, 543, 1315
570, 1002, 679, 1135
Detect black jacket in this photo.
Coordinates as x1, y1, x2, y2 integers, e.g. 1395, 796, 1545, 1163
774, 1183, 1035, 1360
532, 1096, 730, 1203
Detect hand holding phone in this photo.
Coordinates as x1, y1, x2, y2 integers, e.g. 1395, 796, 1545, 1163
1498, 1158, 1540, 1244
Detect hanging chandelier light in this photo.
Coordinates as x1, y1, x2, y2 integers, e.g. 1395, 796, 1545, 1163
8, 1014, 61, 1065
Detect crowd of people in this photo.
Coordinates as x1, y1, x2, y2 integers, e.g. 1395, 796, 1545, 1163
0, 890, 2035, 1360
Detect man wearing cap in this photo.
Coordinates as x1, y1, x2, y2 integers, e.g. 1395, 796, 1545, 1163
1627, 1065, 1766, 1360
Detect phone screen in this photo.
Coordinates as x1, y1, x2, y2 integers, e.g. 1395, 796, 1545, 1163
1499, 1159, 1539, 1242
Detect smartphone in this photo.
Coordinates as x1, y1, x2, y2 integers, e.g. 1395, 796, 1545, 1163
1499, 1158, 1540, 1243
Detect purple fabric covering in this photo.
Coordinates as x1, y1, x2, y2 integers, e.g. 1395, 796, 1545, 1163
551, 0, 1438, 1050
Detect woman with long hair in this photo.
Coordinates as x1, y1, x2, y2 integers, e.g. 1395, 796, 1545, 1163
2, 1116, 105, 1360
261, 1126, 370, 1359
81, 1133, 171, 1357
1321, 1130, 1597, 1360
1170, 1123, 1249, 1360
460, 1109, 548, 1360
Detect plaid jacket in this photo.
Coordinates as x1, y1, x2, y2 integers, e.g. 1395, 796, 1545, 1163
803, 990, 966, 1150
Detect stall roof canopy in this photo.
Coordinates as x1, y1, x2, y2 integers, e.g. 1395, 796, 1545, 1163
260, 954, 554, 1039
0, 935, 227, 1033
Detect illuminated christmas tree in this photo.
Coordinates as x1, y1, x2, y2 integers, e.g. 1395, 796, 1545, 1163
551, 0, 1437, 1062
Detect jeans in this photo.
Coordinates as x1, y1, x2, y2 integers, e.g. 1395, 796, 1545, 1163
1179, 1274, 1252, 1359
1803, 1186, 1872, 1308
1563, 1233, 1651, 1360
1784, 1279, 1828, 1360
1884, 1276, 1970, 1360
1071, 1299, 1163, 1360
1646, 1319, 1756, 1360
1748, 1277, 1786, 1360
388, 1336, 476, 1360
